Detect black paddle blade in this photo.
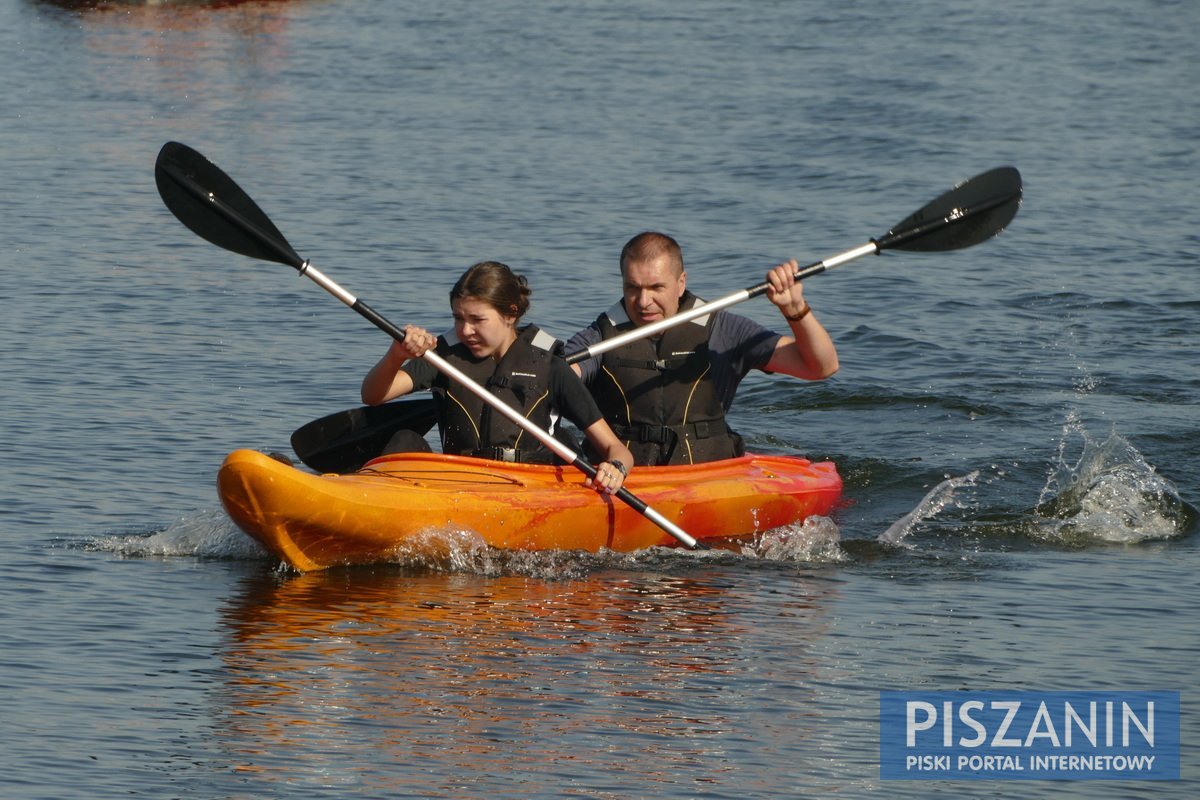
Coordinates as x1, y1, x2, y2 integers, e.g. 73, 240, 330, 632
878, 166, 1022, 252
155, 141, 304, 269
290, 399, 438, 473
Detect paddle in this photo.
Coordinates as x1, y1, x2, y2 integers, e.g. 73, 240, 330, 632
289, 167, 1023, 472
154, 141, 706, 550
290, 398, 437, 473
563, 166, 1022, 364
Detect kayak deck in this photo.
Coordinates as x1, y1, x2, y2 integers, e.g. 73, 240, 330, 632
218, 448, 843, 572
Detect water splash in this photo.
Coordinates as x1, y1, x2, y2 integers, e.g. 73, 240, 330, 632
80, 509, 270, 561
383, 527, 495, 574
383, 521, 850, 577
741, 515, 846, 563
877, 471, 981, 546
1033, 419, 1191, 544
74, 510, 848, 577
379, 528, 701, 578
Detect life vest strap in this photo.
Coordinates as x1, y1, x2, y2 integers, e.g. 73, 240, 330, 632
617, 419, 720, 444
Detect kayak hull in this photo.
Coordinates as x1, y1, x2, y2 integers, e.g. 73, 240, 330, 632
217, 448, 843, 572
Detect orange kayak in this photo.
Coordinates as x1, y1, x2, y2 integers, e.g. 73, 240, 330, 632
217, 448, 843, 572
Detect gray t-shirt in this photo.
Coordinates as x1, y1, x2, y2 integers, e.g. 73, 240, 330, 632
564, 308, 782, 411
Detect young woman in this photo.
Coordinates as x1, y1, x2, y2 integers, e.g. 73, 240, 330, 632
362, 261, 633, 494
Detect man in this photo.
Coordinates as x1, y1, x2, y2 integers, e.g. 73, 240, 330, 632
565, 231, 838, 466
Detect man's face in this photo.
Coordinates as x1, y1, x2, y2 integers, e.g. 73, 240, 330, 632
621, 253, 686, 328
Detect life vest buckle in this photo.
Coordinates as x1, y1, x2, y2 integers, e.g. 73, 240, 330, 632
473, 446, 522, 463
634, 425, 674, 444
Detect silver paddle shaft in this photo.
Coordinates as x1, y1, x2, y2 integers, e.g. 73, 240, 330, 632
566, 241, 878, 364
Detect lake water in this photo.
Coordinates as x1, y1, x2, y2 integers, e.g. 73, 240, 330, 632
1, 0, 1196, 797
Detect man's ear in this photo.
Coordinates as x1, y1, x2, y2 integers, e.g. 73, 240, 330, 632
678, 270, 687, 296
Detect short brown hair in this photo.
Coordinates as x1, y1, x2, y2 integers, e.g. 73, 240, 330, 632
619, 231, 684, 277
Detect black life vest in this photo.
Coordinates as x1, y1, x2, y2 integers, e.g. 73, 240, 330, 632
432, 324, 560, 464
590, 292, 744, 465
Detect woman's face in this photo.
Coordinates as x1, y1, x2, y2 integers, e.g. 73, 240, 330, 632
452, 296, 518, 360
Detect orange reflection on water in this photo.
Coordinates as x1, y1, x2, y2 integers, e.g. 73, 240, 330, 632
30, 0, 312, 104
34, 0, 306, 18
215, 565, 837, 792
26, 0, 331, 176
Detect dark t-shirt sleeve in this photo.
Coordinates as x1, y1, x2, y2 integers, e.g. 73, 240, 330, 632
400, 357, 438, 392
549, 357, 603, 430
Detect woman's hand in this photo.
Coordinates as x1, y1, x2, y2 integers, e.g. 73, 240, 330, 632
362, 326, 434, 405
587, 459, 628, 494
396, 325, 436, 360
580, 420, 634, 494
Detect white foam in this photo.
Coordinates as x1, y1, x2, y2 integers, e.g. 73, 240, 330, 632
878, 471, 981, 546
1035, 419, 1187, 544
743, 515, 847, 563
85, 509, 270, 561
